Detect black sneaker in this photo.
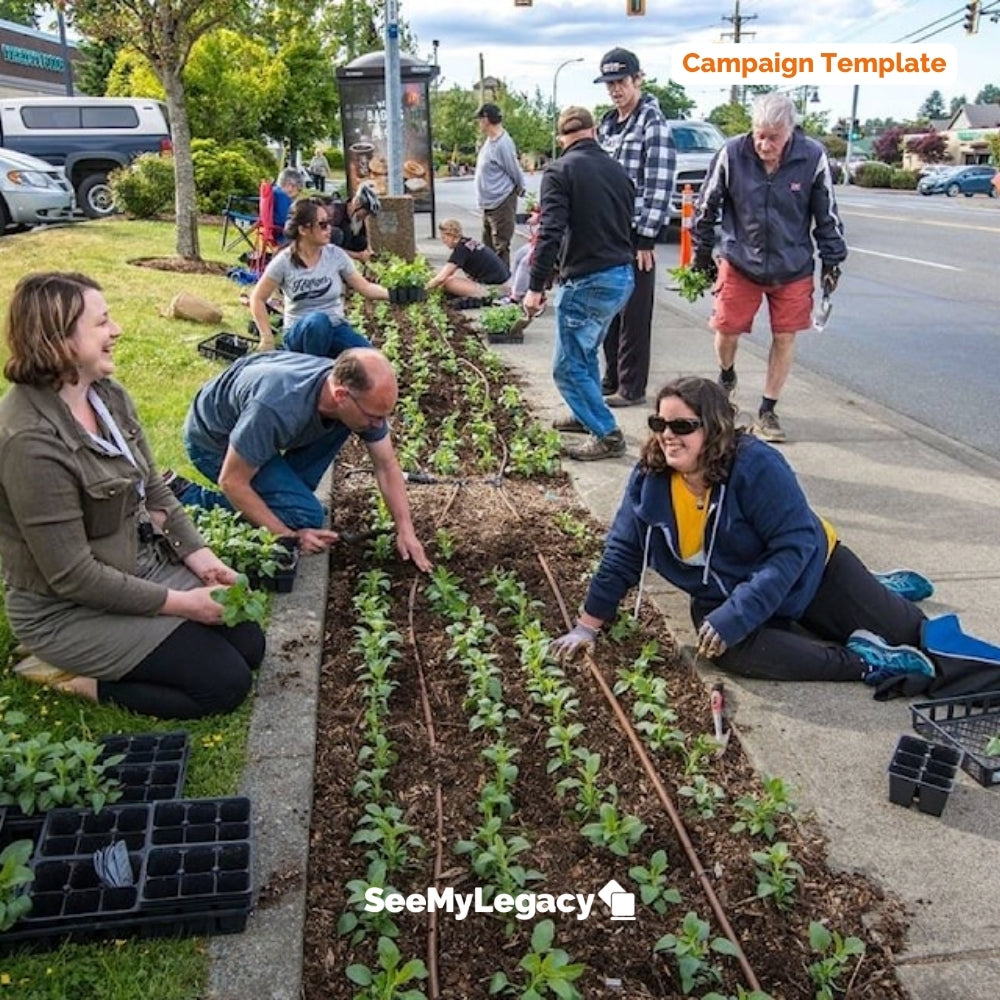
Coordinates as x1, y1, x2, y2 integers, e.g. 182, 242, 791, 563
718, 369, 737, 400
162, 470, 193, 500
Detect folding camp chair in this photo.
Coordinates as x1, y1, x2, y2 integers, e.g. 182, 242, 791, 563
221, 181, 281, 274
221, 192, 260, 255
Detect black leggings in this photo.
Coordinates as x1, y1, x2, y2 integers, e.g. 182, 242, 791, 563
691, 543, 927, 682
96, 621, 265, 719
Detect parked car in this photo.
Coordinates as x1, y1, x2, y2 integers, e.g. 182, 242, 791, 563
659, 119, 726, 238
0, 146, 75, 233
0, 97, 172, 218
918, 165, 997, 197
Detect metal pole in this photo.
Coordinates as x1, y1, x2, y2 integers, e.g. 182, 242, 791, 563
844, 84, 859, 184
55, 1, 74, 96
551, 57, 583, 159
384, 0, 403, 197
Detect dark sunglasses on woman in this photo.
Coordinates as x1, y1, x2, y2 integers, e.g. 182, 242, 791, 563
648, 415, 703, 435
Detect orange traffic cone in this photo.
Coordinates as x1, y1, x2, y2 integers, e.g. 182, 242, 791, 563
679, 183, 694, 268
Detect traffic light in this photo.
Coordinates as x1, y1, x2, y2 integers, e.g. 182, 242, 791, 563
626, 0, 646, 15
964, 1, 981, 34
850, 119, 861, 141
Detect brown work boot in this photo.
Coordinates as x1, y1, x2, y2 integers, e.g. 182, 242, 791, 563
561, 429, 626, 461
551, 412, 587, 433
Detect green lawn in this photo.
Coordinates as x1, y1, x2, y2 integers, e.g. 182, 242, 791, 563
0, 218, 257, 998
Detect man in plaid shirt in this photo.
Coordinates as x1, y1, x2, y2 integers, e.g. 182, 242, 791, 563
595, 47, 674, 408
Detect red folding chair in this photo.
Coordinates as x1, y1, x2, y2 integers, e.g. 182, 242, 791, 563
250, 180, 279, 274
221, 181, 280, 275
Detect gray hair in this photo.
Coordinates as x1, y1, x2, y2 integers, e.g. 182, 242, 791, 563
277, 167, 304, 190
751, 92, 797, 131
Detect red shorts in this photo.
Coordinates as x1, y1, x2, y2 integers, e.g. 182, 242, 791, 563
710, 259, 813, 335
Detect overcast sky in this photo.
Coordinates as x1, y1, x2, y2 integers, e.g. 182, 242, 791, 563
400, 0, 998, 124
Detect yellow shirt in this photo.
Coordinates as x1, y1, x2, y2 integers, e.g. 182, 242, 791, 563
671, 473, 710, 561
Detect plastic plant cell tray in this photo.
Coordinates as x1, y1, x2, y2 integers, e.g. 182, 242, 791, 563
20, 852, 144, 928
150, 797, 252, 846
37, 803, 153, 859
0, 809, 45, 853
99, 731, 190, 802
142, 841, 253, 911
197, 333, 257, 363
910, 690, 1000, 788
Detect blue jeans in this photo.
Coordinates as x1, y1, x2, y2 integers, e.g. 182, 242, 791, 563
281, 312, 371, 358
552, 264, 635, 438
180, 429, 350, 530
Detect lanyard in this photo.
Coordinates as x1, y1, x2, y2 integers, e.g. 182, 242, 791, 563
85, 387, 146, 501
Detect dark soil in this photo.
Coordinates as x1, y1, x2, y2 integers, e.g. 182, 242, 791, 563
128, 256, 231, 275
300, 303, 910, 1000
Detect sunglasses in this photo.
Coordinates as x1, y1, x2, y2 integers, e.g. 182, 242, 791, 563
314, 219, 332, 229
648, 415, 703, 436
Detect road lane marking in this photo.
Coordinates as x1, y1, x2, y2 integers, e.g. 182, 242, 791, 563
848, 247, 960, 270
841, 209, 1000, 235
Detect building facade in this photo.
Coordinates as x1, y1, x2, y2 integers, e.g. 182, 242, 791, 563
0, 17, 79, 98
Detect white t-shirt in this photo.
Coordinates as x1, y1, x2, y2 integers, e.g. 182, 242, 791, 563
263, 244, 357, 328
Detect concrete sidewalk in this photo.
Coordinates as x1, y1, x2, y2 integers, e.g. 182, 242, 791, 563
208, 192, 1000, 1000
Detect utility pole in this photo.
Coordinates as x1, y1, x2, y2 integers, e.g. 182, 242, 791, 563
384, 0, 403, 196
721, 0, 756, 105
478, 53, 485, 108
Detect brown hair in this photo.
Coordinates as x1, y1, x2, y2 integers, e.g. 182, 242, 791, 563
330, 348, 376, 394
639, 376, 741, 485
285, 196, 329, 267
3, 271, 103, 389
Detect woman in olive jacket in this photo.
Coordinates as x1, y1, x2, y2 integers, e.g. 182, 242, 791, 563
0, 272, 264, 718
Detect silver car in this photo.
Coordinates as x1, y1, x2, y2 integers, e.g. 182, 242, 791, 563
0, 146, 75, 232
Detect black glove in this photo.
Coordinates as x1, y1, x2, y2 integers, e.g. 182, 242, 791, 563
821, 263, 841, 296
692, 251, 717, 283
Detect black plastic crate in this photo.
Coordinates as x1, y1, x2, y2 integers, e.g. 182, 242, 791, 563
99, 731, 189, 803
142, 841, 253, 911
485, 331, 524, 345
911, 690, 1000, 788
37, 803, 153, 859
197, 332, 257, 363
150, 797, 252, 847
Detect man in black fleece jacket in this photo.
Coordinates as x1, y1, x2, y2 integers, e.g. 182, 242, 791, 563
524, 106, 636, 462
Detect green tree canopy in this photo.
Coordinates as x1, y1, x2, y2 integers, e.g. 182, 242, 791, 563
917, 90, 946, 120
0, 1, 39, 26
707, 102, 750, 136
975, 83, 1000, 105
431, 85, 478, 159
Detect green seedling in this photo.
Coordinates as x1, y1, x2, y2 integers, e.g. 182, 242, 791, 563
677, 774, 726, 819
580, 802, 646, 857
751, 841, 803, 911
489, 919, 586, 999
606, 611, 640, 644
0, 840, 34, 931
435, 528, 457, 561
668, 263, 713, 302
338, 861, 401, 945
985, 735, 1000, 756
653, 910, 741, 995
731, 774, 796, 841
807, 921, 865, 1000
346, 935, 428, 1000
480, 304, 526, 336
553, 510, 589, 540
350, 802, 424, 873
628, 849, 682, 914
211, 573, 268, 626
555, 748, 617, 819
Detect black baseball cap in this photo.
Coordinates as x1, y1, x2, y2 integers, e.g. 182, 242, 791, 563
474, 103, 502, 124
594, 47, 641, 83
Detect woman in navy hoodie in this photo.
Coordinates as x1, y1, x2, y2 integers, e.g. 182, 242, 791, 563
551, 376, 936, 687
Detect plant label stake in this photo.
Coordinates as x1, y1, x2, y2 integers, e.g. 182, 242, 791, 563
711, 682, 730, 756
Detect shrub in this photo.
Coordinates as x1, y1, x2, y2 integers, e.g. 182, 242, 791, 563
109, 153, 175, 218
855, 162, 894, 188
191, 139, 260, 214
324, 146, 344, 171
229, 139, 280, 182
890, 169, 919, 190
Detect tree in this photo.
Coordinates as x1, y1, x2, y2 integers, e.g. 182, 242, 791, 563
75, 37, 123, 96
642, 77, 695, 120
494, 84, 551, 157
975, 84, 1000, 106
105, 47, 163, 99
873, 125, 906, 165
431, 85, 478, 160
72, 0, 248, 260
0, 1, 39, 26
319, 0, 416, 63
917, 90, 946, 120
905, 130, 947, 164
949, 94, 966, 116
707, 101, 750, 136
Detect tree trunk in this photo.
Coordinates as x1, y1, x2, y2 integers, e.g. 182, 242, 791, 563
161, 66, 201, 260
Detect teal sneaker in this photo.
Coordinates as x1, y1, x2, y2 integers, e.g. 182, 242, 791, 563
847, 629, 936, 686
873, 569, 934, 602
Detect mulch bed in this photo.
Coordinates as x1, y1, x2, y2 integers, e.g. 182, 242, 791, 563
295, 302, 911, 1000
128, 256, 232, 275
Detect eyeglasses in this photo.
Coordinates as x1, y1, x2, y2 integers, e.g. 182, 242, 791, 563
346, 389, 389, 424
648, 415, 703, 436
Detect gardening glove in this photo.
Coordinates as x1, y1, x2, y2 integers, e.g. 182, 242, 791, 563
821, 263, 841, 296
550, 622, 598, 663
696, 620, 727, 660
692, 250, 717, 284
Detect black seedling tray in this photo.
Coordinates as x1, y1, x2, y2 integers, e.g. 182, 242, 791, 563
911, 690, 1000, 788
486, 331, 524, 345
99, 731, 190, 802
245, 544, 299, 593
150, 797, 252, 847
198, 332, 257, 362
0, 809, 45, 853
37, 803, 153, 859
142, 841, 253, 911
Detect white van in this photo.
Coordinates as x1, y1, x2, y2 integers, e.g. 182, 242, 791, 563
0, 146, 75, 232
0, 97, 172, 218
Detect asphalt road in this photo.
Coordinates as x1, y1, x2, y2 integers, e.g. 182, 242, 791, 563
437, 178, 1000, 461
